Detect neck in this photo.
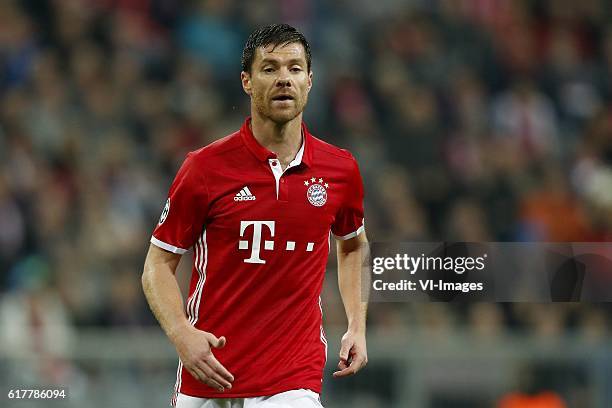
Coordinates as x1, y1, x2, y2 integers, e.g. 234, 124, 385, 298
250, 111, 303, 166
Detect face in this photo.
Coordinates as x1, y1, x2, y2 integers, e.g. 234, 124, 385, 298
241, 42, 312, 124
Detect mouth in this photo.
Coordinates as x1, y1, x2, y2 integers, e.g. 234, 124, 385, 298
271, 95, 295, 102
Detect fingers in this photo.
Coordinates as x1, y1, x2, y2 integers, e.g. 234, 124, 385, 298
194, 352, 234, 390
205, 333, 227, 349
335, 359, 349, 375
350, 354, 367, 372
333, 352, 367, 378
333, 368, 352, 377
338, 340, 351, 362
217, 336, 227, 348
202, 334, 233, 384
206, 354, 235, 383
182, 332, 234, 391
205, 377, 225, 391
333, 360, 356, 378
186, 360, 232, 391
197, 360, 232, 390
186, 364, 222, 390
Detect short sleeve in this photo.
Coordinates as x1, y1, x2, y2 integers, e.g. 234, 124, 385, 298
331, 156, 365, 240
151, 153, 208, 254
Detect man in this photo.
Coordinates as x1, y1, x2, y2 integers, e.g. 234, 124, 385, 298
142, 24, 368, 408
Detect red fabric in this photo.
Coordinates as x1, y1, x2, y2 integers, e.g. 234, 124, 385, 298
152, 117, 364, 398
498, 391, 567, 408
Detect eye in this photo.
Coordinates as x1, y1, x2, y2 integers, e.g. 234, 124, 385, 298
290, 67, 302, 72
263, 67, 275, 73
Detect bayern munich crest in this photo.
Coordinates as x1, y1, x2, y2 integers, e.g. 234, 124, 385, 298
304, 177, 329, 207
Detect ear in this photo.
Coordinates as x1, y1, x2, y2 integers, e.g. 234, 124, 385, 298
307, 70, 313, 92
241, 71, 252, 96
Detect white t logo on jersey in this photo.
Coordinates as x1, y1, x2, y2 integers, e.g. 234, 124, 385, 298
239, 221, 275, 264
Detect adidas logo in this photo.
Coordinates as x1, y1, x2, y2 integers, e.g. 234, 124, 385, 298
234, 186, 256, 201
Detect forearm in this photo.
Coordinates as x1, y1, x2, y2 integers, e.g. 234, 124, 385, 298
337, 236, 368, 334
142, 247, 233, 390
142, 245, 189, 344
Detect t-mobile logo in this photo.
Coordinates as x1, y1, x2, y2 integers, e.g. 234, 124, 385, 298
239, 221, 275, 264
238, 220, 315, 264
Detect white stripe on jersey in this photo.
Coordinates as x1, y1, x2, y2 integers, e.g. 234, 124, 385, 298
175, 230, 208, 400
318, 296, 328, 364
171, 360, 182, 407
186, 231, 205, 321
193, 230, 208, 323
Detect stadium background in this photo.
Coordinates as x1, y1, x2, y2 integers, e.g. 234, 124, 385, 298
1, 0, 612, 407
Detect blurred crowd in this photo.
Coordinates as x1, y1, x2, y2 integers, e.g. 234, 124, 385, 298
1, 0, 612, 404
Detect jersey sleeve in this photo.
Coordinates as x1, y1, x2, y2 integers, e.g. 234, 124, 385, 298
331, 156, 365, 240
151, 153, 208, 254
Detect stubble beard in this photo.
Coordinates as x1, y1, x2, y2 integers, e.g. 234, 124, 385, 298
253, 92, 308, 125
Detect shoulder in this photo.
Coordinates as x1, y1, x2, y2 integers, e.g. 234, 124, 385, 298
188, 130, 244, 163
176, 130, 244, 184
309, 134, 358, 166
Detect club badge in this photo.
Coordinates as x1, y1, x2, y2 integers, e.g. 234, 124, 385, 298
304, 177, 329, 207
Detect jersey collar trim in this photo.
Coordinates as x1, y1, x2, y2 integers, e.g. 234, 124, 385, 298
240, 117, 313, 167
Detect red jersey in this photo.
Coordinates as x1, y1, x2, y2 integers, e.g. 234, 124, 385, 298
151, 118, 365, 401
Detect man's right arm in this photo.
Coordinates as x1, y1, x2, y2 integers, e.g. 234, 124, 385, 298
142, 243, 234, 392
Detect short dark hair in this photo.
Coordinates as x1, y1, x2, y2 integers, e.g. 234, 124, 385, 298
241, 24, 311, 73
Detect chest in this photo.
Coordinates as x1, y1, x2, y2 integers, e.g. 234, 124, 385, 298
205, 163, 347, 239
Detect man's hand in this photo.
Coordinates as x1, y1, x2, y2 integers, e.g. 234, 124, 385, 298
142, 245, 234, 391
172, 325, 234, 391
333, 330, 367, 378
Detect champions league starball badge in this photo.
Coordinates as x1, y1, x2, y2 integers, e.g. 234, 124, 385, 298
158, 198, 170, 225
304, 177, 328, 207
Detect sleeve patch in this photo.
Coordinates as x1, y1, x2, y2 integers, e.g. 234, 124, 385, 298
158, 198, 170, 225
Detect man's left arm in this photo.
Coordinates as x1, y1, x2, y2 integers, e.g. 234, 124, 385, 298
333, 231, 368, 378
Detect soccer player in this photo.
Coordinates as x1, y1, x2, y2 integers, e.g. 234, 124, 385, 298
142, 23, 368, 408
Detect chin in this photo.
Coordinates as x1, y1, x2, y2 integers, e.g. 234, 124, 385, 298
268, 110, 301, 124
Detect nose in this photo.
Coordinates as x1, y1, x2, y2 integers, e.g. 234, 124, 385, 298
275, 68, 291, 87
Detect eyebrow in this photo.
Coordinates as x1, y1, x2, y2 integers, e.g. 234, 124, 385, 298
260, 58, 305, 66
